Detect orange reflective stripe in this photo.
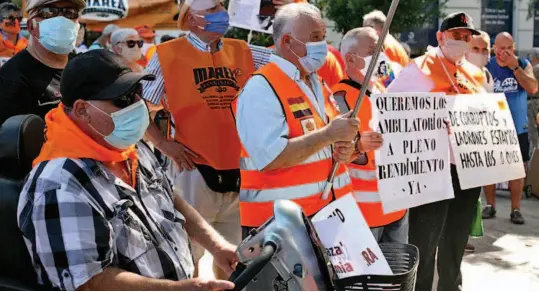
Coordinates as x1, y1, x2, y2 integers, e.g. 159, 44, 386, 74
240, 193, 330, 227
241, 160, 346, 189
240, 182, 352, 227
350, 177, 378, 192
357, 202, 406, 228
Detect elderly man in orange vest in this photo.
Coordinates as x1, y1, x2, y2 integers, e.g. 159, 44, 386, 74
235, 3, 371, 289
387, 12, 485, 291
141, 0, 295, 280
0, 2, 27, 65
331, 26, 407, 245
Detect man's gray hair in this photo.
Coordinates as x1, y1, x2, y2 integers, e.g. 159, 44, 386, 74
272, 3, 322, 47
363, 10, 386, 29
340, 27, 377, 57
111, 28, 138, 46
476, 30, 491, 46
530, 48, 539, 59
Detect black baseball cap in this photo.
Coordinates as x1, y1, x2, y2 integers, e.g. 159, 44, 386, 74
440, 12, 480, 36
61, 50, 155, 107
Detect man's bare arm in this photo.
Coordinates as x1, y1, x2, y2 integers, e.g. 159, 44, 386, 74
143, 101, 198, 171
264, 112, 360, 171
515, 64, 539, 95
78, 267, 233, 291
263, 128, 333, 171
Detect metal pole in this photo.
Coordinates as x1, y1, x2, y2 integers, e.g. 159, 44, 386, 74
321, 0, 401, 200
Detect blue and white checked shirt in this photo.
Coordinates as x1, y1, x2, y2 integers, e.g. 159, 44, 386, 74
17, 142, 194, 290
142, 32, 273, 105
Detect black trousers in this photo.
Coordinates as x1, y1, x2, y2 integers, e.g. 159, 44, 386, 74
409, 165, 481, 291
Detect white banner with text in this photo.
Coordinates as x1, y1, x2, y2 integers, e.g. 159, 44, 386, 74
371, 93, 454, 213
449, 93, 526, 190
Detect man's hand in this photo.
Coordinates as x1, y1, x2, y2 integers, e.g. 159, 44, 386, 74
325, 111, 360, 143
184, 278, 235, 291
157, 140, 199, 171
210, 241, 239, 277
536, 113, 539, 125
444, 120, 452, 135
334, 141, 355, 163
359, 131, 384, 152
501, 50, 519, 69
273, 0, 294, 8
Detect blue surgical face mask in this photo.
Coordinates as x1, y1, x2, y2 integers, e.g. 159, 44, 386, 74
290, 37, 328, 73
36, 16, 79, 55
88, 100, 150, 150
195, 11, 230, 35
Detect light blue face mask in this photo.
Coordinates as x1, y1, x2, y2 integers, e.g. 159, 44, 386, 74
290, 37, 328, 73
37, 16, 79, 54
88, 100, 150, 150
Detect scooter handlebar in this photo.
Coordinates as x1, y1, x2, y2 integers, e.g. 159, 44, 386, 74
228, 242, 277, 291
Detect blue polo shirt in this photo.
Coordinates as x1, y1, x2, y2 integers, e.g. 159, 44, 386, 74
487, 57, 530, 134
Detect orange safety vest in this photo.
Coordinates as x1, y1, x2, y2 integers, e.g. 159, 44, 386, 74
384, 34, 409, 68
236, 63, 353, 227
0, 34, 28, 58
416, 48, 484, 94
157, 36, 255, 170
331, 79, 407, 228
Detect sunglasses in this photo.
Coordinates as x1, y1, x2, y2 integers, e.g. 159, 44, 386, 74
36, 6, 79, 20
2, 14, 22, 23
118, 40, 144, 49
112, 83, 143, 109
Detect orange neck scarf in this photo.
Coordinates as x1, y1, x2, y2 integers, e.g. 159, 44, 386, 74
34, 104, 139, 187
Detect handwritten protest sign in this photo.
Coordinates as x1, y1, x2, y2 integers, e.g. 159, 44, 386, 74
312, 195, 392, 278
229, 0, 275, 34
449, 93, 526, 190
371, 93, 454, 213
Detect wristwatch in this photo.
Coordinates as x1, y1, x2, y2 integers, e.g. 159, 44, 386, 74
512, 66, 521, 72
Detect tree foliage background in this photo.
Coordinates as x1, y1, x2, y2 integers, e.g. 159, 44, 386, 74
223, 0, 448, 47
318, 0, 447, 35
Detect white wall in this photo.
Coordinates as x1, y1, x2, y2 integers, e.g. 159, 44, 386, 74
443, 0, 483, 30
515, 0, 534, 50
325, 18, 344, 48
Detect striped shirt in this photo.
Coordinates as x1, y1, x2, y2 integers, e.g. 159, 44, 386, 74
142, 32, 273, 105
17, 142, 194, 290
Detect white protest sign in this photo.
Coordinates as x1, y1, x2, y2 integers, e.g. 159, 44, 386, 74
371, 93, 454, 213
228, 0, 274, 34
448, 93, 526, 190
312, 195, 393, 278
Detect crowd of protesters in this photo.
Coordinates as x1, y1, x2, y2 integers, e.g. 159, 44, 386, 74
0, 0, 538, 291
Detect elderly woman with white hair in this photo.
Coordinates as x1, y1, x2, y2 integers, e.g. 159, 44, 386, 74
110, 28, 144, 72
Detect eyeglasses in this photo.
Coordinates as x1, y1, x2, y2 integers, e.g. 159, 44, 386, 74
118, 40, 144, 49
36, 6, 79, 20
1, 14, 22, 23
112, 83, 143, 109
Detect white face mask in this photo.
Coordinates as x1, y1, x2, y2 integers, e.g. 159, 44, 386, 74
443, 38, 470, 60
466, 52, 489, 68
119, 45, 141, 63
